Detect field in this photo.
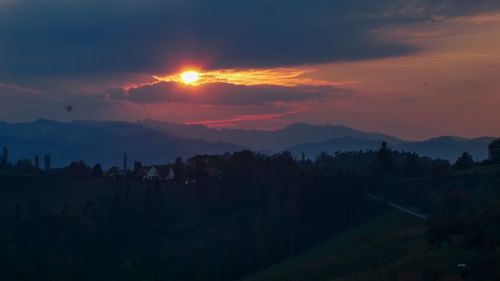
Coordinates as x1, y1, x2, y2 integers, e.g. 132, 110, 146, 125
244, 208, 499, 281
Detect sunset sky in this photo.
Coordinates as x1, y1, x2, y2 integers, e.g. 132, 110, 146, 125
1, 0, 500, 140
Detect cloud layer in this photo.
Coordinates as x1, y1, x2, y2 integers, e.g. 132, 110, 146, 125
1, 0, 500, 139
108, 82, 344, 105
2, 0, 499, 78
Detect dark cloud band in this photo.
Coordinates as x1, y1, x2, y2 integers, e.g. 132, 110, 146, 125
108, 82, 346, 105
2, 0, 499, 77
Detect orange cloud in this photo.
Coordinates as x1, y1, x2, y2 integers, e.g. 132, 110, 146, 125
450, 12, 500, 23
0, 83, 42, 95
153, 68, 358, 87
185, 109, 305, 128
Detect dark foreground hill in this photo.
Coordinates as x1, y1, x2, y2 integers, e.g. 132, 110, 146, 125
245, 208, 499, 281
0, 149, 499, 281
245, 163, 500, 281
244, 209, 427, 281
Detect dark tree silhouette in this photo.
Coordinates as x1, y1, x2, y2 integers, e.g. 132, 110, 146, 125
2, 145, 8, 166
133, 161, 143, 172
44, 154, 51, 170
454, 152, 474, 170
92, 164, 103, 177
34, 155, 40, 170
15, 159, 34, 173
63, 161, 92, 177
376, 141, 394, 171
488, 139, 500, 163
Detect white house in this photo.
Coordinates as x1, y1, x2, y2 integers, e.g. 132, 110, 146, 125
143, 166, 175, 181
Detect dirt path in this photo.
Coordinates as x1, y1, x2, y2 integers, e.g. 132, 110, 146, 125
365, 194, 428, 220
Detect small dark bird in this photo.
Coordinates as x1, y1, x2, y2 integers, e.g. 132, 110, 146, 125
66, 105, 73, 112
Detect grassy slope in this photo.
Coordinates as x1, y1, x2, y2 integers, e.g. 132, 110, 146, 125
244, 208, 493, 281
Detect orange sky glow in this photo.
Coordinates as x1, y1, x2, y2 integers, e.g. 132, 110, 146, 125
3, 8, 499, 140
153, 68, 358, 87
114, 13, 500, 140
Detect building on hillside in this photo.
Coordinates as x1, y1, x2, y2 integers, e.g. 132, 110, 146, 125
143, 165, 175, 181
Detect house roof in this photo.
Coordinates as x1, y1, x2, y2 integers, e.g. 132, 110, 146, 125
149, 165, 174, 177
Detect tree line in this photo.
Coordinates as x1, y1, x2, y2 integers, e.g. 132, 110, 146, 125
0, 140, 499, 280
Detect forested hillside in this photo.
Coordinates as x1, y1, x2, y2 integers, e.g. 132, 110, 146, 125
1, 141, 499, 280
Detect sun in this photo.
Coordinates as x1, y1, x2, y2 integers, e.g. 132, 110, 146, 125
180, 70, 200, 85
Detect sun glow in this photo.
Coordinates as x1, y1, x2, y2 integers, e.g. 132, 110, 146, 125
180, 71, 200, 85
155, 68, 356, 87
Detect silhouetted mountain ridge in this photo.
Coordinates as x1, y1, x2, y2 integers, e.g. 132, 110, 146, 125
0, 119, 495, 166
139, 120, 402, 150
288, 135, 495, 161
0, 120, 244, 167
397, 135, 494, 161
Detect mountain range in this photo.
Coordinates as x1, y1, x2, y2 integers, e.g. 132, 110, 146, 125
0, 119, 495, 167
138, 120, 403, 150
287, 136, 494, 161
0, 119, 244, 168
139, 120, 494, 161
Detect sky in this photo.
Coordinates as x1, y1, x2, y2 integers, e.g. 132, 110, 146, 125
1, 0, 500, 140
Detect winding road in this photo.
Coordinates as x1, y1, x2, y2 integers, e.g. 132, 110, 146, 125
365, 194, 428, 220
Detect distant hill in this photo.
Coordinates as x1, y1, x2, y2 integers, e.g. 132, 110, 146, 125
0, 119, 495, 165
0, 119, 244, 167
287, 135, 494, 161
139, 120, 403, 150
141, 120, 496, 161
397, 136, 494, 161
287, 137, 382, 158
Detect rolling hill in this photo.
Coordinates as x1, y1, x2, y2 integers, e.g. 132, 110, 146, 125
287, 136, 494, 162
243, 208, 493, 281
0, 119, 245, 167
0, 119, 495, 166
138, 120, 402, 151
